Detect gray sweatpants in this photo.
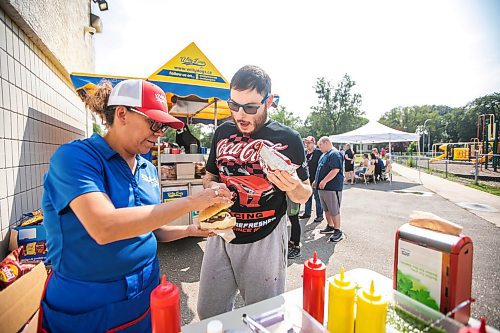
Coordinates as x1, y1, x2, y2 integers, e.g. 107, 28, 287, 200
197, 216, 288, 320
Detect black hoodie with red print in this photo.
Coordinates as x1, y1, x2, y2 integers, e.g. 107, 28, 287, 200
206, 119, 309, 244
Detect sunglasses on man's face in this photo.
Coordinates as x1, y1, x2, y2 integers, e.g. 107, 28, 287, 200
127, 107, 170, 133
227, 94, 269, 115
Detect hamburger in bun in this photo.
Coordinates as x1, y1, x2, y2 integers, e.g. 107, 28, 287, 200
199, 201, 236, 230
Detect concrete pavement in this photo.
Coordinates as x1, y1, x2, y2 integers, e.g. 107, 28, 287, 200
392, 163, 500, 227
158, 172, 500, 328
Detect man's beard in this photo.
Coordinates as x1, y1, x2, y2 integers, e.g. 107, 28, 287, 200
232, 108, 267, 135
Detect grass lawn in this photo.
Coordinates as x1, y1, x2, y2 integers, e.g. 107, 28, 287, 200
466, 183, 500, 196
419, 167, 500, 196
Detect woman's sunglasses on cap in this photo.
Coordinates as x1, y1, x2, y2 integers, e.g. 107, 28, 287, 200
127, 107, 170, 132
227, 94, 270, 115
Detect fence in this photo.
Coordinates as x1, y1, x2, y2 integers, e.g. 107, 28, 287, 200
393, 154, 500, 185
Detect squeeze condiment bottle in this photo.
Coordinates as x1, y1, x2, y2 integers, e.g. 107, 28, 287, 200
150, 274, 180, 333
303, 251, 326, 324
459, 317, 487, 333
327, 267, 355, 333
355, 280, 387, 333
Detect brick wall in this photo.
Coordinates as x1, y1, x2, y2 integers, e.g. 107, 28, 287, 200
0, 2, 94, 255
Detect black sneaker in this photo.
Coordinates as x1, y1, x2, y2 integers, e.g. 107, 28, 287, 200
319, 225, 336, 234
329, 230, 345, 242
287, 246, 301, 259
313, 216, 324, 223
299, 214, 311, 219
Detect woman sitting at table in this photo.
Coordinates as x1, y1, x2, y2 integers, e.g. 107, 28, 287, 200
355, 153, 370, 177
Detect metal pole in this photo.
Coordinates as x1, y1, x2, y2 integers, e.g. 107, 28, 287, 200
493, 120, 499, 172
445, 160, 448, 178
475, 151, 479, 185
428, 130, 431, 154
485, 119, 489, 170
423, 119, 431, 155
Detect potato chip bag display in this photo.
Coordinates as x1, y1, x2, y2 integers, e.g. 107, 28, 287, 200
19, 209, 44, 227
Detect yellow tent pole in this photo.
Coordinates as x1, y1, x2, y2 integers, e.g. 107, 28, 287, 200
214, 99, 218, 129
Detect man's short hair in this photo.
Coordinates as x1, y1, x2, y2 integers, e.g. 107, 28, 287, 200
230, 65, 271, 97
318, 136, 331, 145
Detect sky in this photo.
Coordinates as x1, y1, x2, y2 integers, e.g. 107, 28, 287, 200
91, 0, 500, 122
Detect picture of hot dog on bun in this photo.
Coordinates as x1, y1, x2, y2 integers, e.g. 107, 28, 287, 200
198, 201, 236, 230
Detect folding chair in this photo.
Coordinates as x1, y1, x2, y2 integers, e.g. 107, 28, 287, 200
382, 164, 392, 183
359, 165, 376, 184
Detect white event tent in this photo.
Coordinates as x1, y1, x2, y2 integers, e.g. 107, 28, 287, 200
329, 121, 420, 155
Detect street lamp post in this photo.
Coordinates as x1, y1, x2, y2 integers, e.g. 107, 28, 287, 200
423, 119, 431, 155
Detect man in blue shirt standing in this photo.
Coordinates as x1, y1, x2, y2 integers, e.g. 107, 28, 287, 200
314, 136, 345, 242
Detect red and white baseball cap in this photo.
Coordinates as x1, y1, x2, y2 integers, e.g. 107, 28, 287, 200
305, 136, 316, 144
107, 79, 184, 129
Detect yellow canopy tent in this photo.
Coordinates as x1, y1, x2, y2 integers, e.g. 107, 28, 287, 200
70, 42, 231, 126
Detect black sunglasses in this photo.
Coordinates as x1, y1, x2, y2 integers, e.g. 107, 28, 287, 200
227, 94, 269, 115
127, 107, 170, 132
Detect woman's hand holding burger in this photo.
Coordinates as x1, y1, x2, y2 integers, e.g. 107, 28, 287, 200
190, 186, 232, 212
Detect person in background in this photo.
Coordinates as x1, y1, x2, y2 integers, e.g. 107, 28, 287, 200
299, 136, 324, 222
355, 153, 370, 177
380, 147, 386, 158
287, 196, 302, 259
198, 65, 311, 319
315, 137, 345, 242
40, 79, 231, 332
343, 143, 355, 185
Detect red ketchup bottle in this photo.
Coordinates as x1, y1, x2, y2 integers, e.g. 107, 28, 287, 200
303, 251, 326, 324
150, 274, 181, 333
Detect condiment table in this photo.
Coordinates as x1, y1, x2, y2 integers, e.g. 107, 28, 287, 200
181, 269, 498, 333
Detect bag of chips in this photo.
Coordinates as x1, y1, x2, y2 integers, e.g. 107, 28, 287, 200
0, 246, 36, 290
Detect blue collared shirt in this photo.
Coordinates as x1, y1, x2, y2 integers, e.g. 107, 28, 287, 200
42, 133, 160, 281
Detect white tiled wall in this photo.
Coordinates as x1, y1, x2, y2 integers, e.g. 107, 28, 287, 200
0, 7, 89, 244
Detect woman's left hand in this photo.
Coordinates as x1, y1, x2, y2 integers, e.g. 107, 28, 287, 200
190, 187, 232, 211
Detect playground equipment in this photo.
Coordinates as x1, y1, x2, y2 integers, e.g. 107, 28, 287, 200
478, 114, 499, 171
430, 114, 499, 172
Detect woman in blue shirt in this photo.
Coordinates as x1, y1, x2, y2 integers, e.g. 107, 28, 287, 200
39, 79, 231, 332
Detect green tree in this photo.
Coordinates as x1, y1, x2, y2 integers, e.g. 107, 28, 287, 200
92, 122, 103, 136
379, 93, 499, 145
163, 123, 215, 148
379, 105, 449, 148
304, 74, 367, 139
268, 105, 302, 129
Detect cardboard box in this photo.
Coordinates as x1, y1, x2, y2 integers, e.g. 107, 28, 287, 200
176, 163, 195, 180
0, 262, 47, 333
19, 310, 39, 333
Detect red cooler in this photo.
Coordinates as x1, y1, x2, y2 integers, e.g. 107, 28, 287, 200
394, 223, 473, 324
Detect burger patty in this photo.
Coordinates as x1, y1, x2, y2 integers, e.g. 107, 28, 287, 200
204, 210, 231, 223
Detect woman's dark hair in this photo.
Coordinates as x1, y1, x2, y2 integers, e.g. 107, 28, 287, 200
230, 65, 271, 97
363, 153, 368, 158
370, 153, 376, 160
83, 80, 116, 128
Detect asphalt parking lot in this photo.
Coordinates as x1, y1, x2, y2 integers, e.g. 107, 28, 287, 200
157, 172, 500, 328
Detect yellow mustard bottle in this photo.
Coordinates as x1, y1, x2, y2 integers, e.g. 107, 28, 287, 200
327, 267, 355, 333
355, 280, 387, 333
